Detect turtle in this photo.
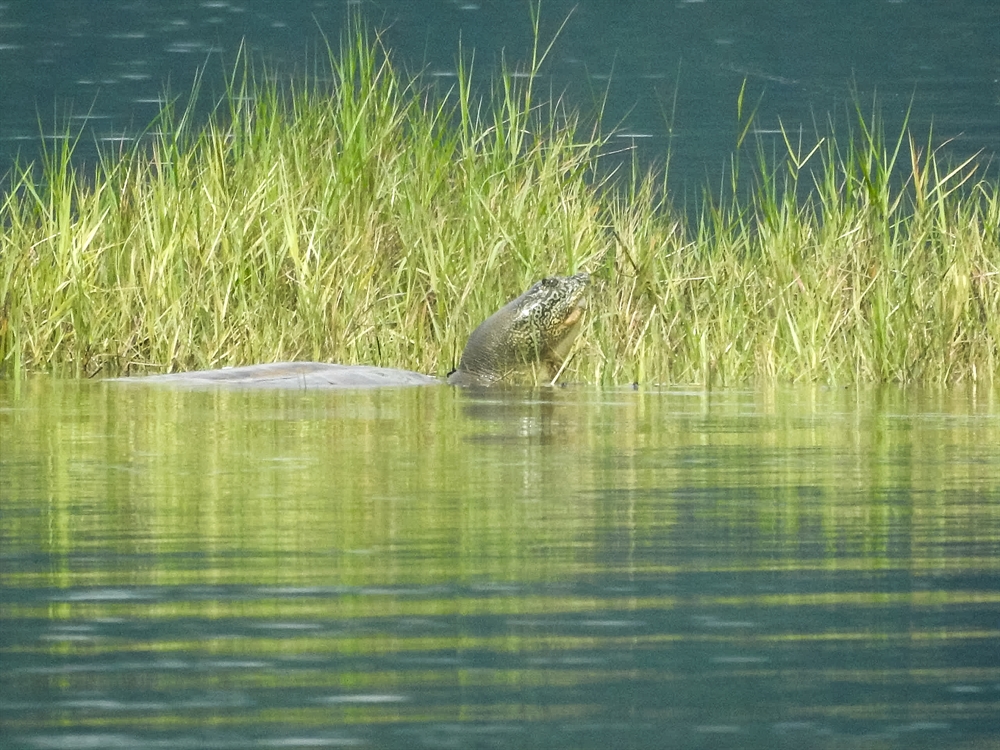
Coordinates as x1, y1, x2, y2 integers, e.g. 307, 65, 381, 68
111, 273, 590, 389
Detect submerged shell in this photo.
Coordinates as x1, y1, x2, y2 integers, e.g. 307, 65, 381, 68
111, 362, 441, 389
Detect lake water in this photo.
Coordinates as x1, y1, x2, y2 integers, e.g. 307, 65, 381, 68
1, 0, 998, 189
1, 380, 998, 749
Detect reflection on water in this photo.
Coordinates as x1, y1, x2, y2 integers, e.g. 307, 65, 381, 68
1, 380, 998, 749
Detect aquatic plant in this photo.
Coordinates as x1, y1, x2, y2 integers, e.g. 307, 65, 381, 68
603, 94, 999, 385
1, 23, 997, 385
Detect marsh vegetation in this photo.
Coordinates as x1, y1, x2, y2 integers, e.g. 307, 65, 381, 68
1, 25, 997, 385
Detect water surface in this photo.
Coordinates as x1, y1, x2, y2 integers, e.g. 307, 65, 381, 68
2, 0, 997, 187
1, 380, 998, 749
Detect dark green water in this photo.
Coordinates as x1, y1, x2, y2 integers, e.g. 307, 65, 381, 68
2, 0, 997, 186
1, 381, 998, 748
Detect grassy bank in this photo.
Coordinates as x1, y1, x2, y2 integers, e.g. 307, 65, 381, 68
1, 27, 997, 385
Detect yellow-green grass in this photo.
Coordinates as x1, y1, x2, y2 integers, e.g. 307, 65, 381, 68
1, 27, 997, 386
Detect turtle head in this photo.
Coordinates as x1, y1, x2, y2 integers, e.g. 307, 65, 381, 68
451, 272, 591, 385
513, 272, 590, 363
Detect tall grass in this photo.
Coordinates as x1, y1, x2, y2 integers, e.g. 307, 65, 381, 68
603, 104, 999, 386
1, 26, 997, 385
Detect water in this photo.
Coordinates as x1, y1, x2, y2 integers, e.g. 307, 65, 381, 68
1, 0, 998, 188
1, 380, 998, 749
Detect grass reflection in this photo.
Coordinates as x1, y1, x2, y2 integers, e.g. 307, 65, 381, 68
1, 381, 997, 584
1, 381, 998, 746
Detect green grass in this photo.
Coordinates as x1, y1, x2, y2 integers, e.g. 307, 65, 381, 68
1, 24, 997, 386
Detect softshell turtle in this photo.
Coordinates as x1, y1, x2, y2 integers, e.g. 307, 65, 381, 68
112, 273, 589, 389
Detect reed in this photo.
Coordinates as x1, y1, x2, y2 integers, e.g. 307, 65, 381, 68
602, 100, 999, 386
1, 25, 997, 385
